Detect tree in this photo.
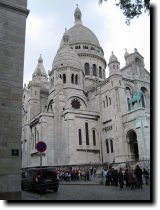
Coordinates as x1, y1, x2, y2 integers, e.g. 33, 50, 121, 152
99, 0, 150, 25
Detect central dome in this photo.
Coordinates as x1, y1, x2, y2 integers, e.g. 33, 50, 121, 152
60, 6, 101, 48
66, 24, 100, 47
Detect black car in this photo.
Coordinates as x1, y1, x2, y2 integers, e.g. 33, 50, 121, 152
21, 167, 59, 193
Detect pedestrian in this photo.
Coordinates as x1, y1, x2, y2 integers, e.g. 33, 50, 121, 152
86, 169, 90, 181
103, 169, 107, 185
68, 172, 71, 182
114, 169, 118, 186
143, 168, 150, 185
124, 168, 129, 187
128, 167, 136, 190
93, 168, 96, 180
107, 169, 112, 185
78, 168, 81, 181
134, 165, 143, 189
118, 168, 124, 190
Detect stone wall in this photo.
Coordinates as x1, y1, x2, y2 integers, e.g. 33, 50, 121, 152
0, 0, 29, 200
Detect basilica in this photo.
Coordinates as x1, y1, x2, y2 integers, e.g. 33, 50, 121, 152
22, 6, 150, 169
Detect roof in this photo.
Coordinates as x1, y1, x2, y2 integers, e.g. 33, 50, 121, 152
109, 52, 119, 64
32, 55, 47, 78
52, 44, 82, 70
60, 24, 101, 48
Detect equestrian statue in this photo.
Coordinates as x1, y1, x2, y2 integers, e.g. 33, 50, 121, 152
129, 89, 143, 111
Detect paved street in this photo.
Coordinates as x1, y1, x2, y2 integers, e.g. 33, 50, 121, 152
22, 185, 150, 201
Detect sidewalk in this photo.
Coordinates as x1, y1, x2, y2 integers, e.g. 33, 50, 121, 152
59, 178, 103, 185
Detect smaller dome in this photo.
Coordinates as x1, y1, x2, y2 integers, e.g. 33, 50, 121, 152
33, 55, 48, 78
109, 51, 119, 64
52, 41, 82, 70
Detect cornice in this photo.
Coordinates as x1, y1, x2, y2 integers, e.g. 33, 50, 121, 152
0, 1, 29, 16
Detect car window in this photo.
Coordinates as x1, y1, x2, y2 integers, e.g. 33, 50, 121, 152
38, 169, 56, 178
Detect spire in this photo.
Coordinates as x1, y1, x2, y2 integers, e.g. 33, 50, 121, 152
74, 4, 82, 25
32, 54, 48, 79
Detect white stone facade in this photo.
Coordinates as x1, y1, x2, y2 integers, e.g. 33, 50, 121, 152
22, 6, 150, 169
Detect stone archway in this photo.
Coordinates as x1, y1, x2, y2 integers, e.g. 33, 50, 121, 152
127, 130, 139, 161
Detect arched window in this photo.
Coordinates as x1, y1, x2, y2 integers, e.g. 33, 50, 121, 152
71, 74, 74, 84
103, 70, 105, 78
92, 64, 97, 76
110, 139, 114, 153
32, 133, 34, 149
99, 66, 102, 78
106, 140, 109, 154
141, 87, 147, 108
37, 130, 39, 143
109, 97, 111, 105
85, 63, 90, 75
106, 96, 108, 107
103, 101, 105, 108
78, 129, 82, 145
63, 74, 66, 84
93, 130, 96, 146
135, 57, 141, 65
51, 77, 54, 87
34, 127, 37, 148
127, 98, 131, 111
85, 122, 89, 145
75, 75, 78, 85
126, 87, 131, 111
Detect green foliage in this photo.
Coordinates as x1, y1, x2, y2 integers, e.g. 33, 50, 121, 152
99, 0, 150, 25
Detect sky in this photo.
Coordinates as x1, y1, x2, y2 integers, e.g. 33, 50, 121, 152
23, 0, 150, 85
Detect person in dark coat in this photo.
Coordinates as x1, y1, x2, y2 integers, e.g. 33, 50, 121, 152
143, 168, 150, 185
128, 168, 136, 190
124, 169, 129, 187
107, 169, 112, 185
134, 165, 143, 188
86, 169, 90, 181
114, 170, 118, 186
118, 168, 124, 190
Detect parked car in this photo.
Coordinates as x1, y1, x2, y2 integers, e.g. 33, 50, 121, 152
21, 167, 59, 193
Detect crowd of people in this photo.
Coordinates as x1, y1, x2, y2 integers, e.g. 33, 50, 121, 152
56, 165, 150, 190
57, 167, 96, 183
103, 165, 150, 190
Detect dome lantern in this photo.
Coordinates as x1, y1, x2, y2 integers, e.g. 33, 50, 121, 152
74, 4, 82, 25
63, 28, 70, 44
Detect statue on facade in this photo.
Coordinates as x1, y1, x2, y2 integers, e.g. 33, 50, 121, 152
129, 89, 143, 111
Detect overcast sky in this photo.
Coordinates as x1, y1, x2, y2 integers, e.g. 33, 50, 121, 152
23, 0, 150, 85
